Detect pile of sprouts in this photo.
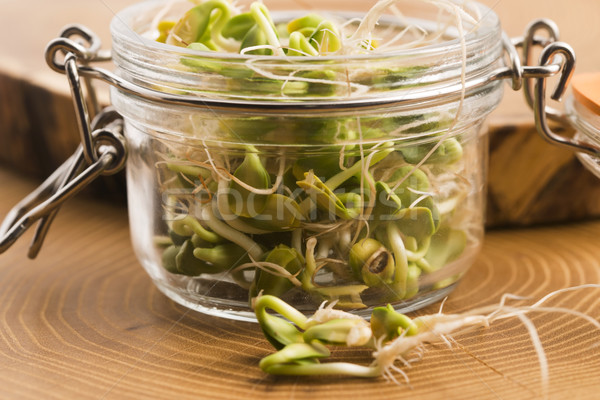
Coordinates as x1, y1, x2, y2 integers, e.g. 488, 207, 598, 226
253, 285, 600, 386
148, 0, 482, 56
141, 0, 484, 100
151, 0, 485, 311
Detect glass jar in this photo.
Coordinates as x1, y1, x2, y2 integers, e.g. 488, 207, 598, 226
567, 73, 600, 179
108, 0, 504, 320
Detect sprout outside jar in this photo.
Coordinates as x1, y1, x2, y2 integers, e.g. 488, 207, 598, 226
0, 0, 583, 322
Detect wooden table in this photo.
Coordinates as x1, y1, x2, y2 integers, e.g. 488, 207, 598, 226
2, 1, 600, 398
1, 167, 599, 399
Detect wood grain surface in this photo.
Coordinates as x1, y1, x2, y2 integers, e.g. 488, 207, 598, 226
1, 167, 599, 400
486, 123, 600, 227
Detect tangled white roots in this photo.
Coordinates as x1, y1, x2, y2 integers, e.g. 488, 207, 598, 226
370, 284, 600, 393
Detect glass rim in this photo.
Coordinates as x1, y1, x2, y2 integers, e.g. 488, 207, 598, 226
108, 0, 505, 109
110, 0, 501, 64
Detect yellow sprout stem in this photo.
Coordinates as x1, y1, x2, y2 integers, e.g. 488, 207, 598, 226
208, 1, 239, 51
386, 223, 408, 297
235, 257, 303, 287
263, 362, 381, 377
171, 215, 222, 243
250, 2, 284, 56
254, 294, 308, 329
201, 205, 263, 260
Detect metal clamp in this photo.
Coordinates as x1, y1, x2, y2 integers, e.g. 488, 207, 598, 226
0, 26, 127, 258
511, 19, 600, 157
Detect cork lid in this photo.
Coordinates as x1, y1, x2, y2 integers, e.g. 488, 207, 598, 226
569, 72, 600, 176
572, 73, 600, 116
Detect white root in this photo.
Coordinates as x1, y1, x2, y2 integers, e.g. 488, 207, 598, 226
408, 193, 433, 209
347, 0, 475, 50
370, 284, 600, 391
240, 44, 281, 55
530, 284, 600, 308
307, 300, 366, 326
232, 256, 303, 287
146, 0, 179, 40
202, 140, 230, 181
250, 2, 285, 56
212, 152, 285, 196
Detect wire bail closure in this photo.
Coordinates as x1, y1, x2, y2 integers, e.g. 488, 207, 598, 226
0, 26, 127, 259
512, 19, 600, 157
0, 19, 596, 258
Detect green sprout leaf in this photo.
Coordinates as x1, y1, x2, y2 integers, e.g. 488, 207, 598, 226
372, 181, 403, 223
166, 0, 238, 51
241, 194, 303, 231
309, 20, 341, 53
253, 295, 308, 349
229, 150, 271, 218
171, 215, 223, 244
390, 166, 440, 230
370, 304, 419, 342
193, 243, 249, 271
257, 312, 304, 350
292, 155, 342, 182
399, 138, 463, 165
167, 1, 222, 46
240, 24, 271, 55
393, 207, 436, 244
222, 12, 256, 41
250, 245, 304, 298
161, 245, 181, 274
287, 13, 324, 36
422, 227, 467, 273
163, 240, 223, 276
297, 171, 360, 220
288, 31, 319, 56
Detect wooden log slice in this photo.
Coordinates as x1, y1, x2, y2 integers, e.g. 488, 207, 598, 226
0, 168, 599, 399
486, 122, 600, 227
